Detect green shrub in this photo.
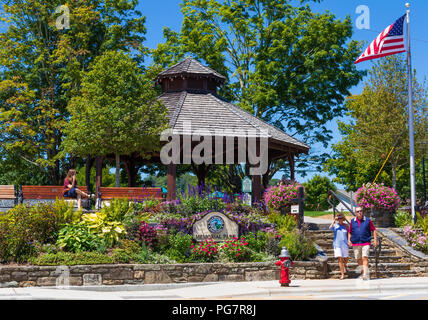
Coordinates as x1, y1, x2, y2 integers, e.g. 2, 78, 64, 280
0, 203, 67, 263
394, 210, 413, 228
113, 240, 152, 263
31, 251, 115, 266
416, 213, 428, 235
56, 223, 106, 253
101, 198, 135, 222
268, 211, 297, 232
302, 175, 337, 211
265, 236, 281, 257
179, 192, 225, 215
53, 199, 82, 224
80, 211, 127, 247
279, 231, 317, 261
245, 231, 268, 253
165, 233, 194, 262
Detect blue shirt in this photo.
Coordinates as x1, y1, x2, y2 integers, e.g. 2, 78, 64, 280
329, 223, 349, 249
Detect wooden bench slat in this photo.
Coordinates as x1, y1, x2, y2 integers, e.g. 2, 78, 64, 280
99, 187, 162, 200
0, 185, 16, 200
21, 186, 87, 200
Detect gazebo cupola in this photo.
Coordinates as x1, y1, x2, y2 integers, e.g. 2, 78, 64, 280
155, 57, 227, 94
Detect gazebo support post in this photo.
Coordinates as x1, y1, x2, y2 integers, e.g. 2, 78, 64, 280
167, 163, 177, 201
252, 174, 262, 204
95, 156, 103, 197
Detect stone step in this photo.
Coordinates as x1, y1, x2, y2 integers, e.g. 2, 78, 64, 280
327, 262, 411, 272
328, 269, 419, 279
326, 255, 403, 263
322, 248, 396, 255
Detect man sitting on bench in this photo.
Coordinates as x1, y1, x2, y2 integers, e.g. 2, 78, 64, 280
63, 169, 91, 210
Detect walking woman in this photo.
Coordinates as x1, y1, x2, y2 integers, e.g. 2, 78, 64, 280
329, 212, 350, 279
63, 169, 91, 210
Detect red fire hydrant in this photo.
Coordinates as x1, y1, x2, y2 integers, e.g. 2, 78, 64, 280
275, 246, 294, 287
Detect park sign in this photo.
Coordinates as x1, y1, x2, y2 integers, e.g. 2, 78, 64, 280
192, 212, 239, 242
242, 176, 252, 193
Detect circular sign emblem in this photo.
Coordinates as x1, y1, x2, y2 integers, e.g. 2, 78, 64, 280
207, 215, 225, 234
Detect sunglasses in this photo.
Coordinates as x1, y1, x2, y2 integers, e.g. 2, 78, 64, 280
356, 210, 363, 213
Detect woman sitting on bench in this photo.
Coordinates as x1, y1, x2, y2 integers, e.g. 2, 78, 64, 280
63, 169, 91, 210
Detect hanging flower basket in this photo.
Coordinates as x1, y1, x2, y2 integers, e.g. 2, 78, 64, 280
355, 183, 400, 227
264, 183, 302, 213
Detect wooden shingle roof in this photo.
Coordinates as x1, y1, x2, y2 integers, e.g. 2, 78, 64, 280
156, 57, 226, 82
157, 91, 310, 154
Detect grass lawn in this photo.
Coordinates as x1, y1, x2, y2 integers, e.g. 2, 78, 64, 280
304, 211, 354, 217
304, 211, 332, 217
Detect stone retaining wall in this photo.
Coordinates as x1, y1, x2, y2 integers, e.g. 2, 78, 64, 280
0, 261, 327, 288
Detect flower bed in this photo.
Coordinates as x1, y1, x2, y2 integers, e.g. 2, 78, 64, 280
0, 190, 317, 267
401, 225, 428, 254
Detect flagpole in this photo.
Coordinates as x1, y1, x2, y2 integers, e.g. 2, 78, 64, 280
405, 3, 417, 221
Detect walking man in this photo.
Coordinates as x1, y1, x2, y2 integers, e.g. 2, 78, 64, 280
348, 206, 377, 280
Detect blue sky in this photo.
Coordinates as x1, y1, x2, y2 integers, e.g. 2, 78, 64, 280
138, 0, 428, 186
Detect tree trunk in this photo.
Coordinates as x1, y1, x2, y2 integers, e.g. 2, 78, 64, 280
95, 156, 103, 193
124, 158, 137, 187
192, 163, 211, 189
115, 154, 120, 187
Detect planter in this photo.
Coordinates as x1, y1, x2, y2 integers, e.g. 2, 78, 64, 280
369, 209, 395, 228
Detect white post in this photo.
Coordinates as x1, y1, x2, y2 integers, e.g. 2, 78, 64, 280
406, 3, 417, 221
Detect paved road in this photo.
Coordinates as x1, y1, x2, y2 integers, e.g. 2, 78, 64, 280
0, 277, 427, 300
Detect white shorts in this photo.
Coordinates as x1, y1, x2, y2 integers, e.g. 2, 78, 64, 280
334, 247, 349, 258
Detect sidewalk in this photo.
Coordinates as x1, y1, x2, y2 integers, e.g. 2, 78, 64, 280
0, 277, 427, 300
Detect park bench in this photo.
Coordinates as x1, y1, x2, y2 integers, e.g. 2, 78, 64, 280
20, 185, 90, 209
96, 187, 163, 209
0, 185, 18, 212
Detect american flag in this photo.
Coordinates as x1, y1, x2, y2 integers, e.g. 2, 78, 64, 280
355, 14, 406, 64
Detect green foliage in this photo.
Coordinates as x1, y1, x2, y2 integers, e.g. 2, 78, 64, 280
56, 223, 106, 253
303, 175, 337, 211
62, 50, 167, 160
190, 239, 219, 262
267, 211, 297, 233
164, 233, 194, 263
100, 198, 136, 222
416, 213, 428, 235
245, 231, 268, 253
81, 212, 126, 248
53, 199, 82, 224
0, 203, 71, 262
324, 55, 427, 199
31, 251, 115, 266
0, 0, 148, 185
178, 192, 226, 215
394, 211, 413, 228
219, 237, 250, 262
279, 231, 317, 261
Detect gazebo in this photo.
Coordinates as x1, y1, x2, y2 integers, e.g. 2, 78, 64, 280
153, 57, 310, 202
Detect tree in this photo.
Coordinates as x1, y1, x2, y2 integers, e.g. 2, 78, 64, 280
61, 50, 168, 186
151, 0, 365, 182
324, 55, 428, 199
0, 0, 147, 184
302, 174, 336, 211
